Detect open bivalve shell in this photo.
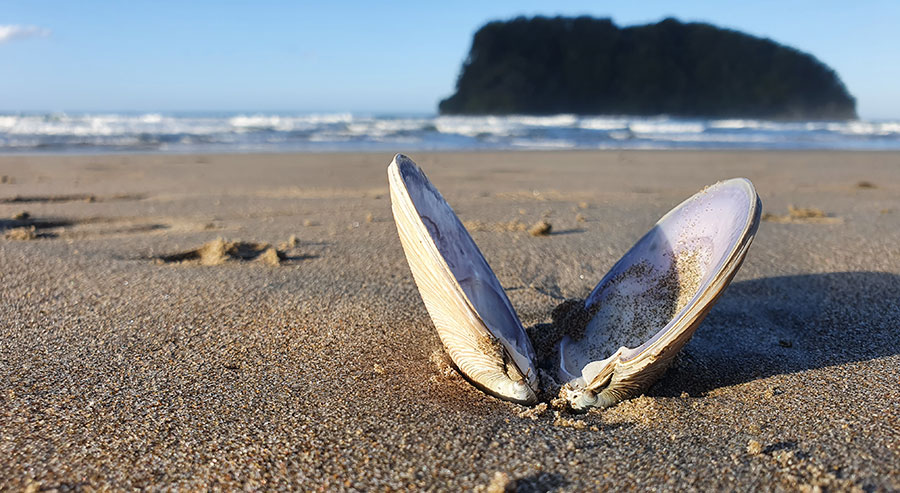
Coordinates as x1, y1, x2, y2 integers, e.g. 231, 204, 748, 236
558, 177, 761, 410
388, 154, 539, 404
388, 154, 760, 411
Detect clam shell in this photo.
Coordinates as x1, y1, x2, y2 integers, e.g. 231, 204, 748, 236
559, 178, 761, 410
388, 153, 761, 410
388, 154, 539, 404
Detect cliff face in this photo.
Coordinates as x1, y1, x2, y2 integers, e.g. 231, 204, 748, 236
439, 17, 857, 120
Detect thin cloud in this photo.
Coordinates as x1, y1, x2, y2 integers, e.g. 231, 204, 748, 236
0, 25, 52, 44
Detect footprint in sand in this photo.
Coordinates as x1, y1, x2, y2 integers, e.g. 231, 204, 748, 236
155, 237, 312, 266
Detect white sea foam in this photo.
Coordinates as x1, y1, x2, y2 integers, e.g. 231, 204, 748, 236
827, 121, 900, 136
639, 133, 780, 144
1, 112, 898, 152
708, 119, 764, 130
579, 117, 629, 131
434, 116, 521, 137
345, 118, 431, 137
508, 114, 578, 127
629, 120, 706, 134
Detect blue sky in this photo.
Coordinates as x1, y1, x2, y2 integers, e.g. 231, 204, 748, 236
1, 1, 898, 119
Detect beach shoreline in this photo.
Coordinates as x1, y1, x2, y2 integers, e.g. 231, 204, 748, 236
1, 150, 898, 490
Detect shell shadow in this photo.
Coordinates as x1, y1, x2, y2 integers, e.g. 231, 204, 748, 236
512, 471, 568, 492
650, 271, 900, 397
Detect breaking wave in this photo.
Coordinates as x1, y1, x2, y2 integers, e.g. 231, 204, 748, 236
1, 112, 898, 153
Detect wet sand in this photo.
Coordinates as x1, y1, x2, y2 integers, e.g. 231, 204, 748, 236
1, 151, 898, 491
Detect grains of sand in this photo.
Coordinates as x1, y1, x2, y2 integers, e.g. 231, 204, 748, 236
601, 395, 662, 428
552, 411, 588, 429
257, 246, 282, 266
516, 402, 548, 420
467, 219, 522, 232
279, 234, 300, 250
5, 226, 37, 240
747, 440, 763, 455
483, 471, 513, 493
429, 349, 458, 378
461, 218, 553, 235
198, 238, 229, 265
788, 205, 827, 219
763, 205, 842, 224
570, 247, 706, 367
528, 221, 552, 236
157, 238, 287, 266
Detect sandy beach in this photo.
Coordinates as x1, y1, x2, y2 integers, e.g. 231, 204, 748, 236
1, 150, 898, 491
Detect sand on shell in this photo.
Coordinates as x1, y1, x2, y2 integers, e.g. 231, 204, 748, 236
0, 150, 898, 491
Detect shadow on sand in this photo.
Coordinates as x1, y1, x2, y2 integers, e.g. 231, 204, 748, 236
650, 271, 900, 397
512, 471, 568, 492
0, 216, 74, 231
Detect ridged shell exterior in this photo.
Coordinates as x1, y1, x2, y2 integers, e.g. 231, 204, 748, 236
388, 154, 538, 404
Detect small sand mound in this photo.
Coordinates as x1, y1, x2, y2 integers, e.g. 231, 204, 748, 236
477, 472, 513, 493
787, 205, 827, 219
256, 246, 283, 266
600, 395, 662, 427
516, 402, 548, 420
762, 205, 842, 224
747, 439, 763, 455
157, 238, 287, 266
528, 220, 552, 236
5, 226, 37, 241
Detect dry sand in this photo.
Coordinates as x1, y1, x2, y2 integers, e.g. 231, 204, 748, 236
1, 151, 898, 491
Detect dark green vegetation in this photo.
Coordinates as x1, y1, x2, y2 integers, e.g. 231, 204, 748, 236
439, 17, 857, 120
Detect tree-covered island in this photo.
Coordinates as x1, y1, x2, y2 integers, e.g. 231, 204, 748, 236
439, 17, 857, 120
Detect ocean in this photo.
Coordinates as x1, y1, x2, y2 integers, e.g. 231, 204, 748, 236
1, 112, 899, 154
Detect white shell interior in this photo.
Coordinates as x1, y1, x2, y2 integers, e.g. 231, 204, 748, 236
394, 156, 537, 380
559, 179, 757, 386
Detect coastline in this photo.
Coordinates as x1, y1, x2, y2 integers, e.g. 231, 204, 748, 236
1, 150, 898, 490
4, 113, 900, 154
